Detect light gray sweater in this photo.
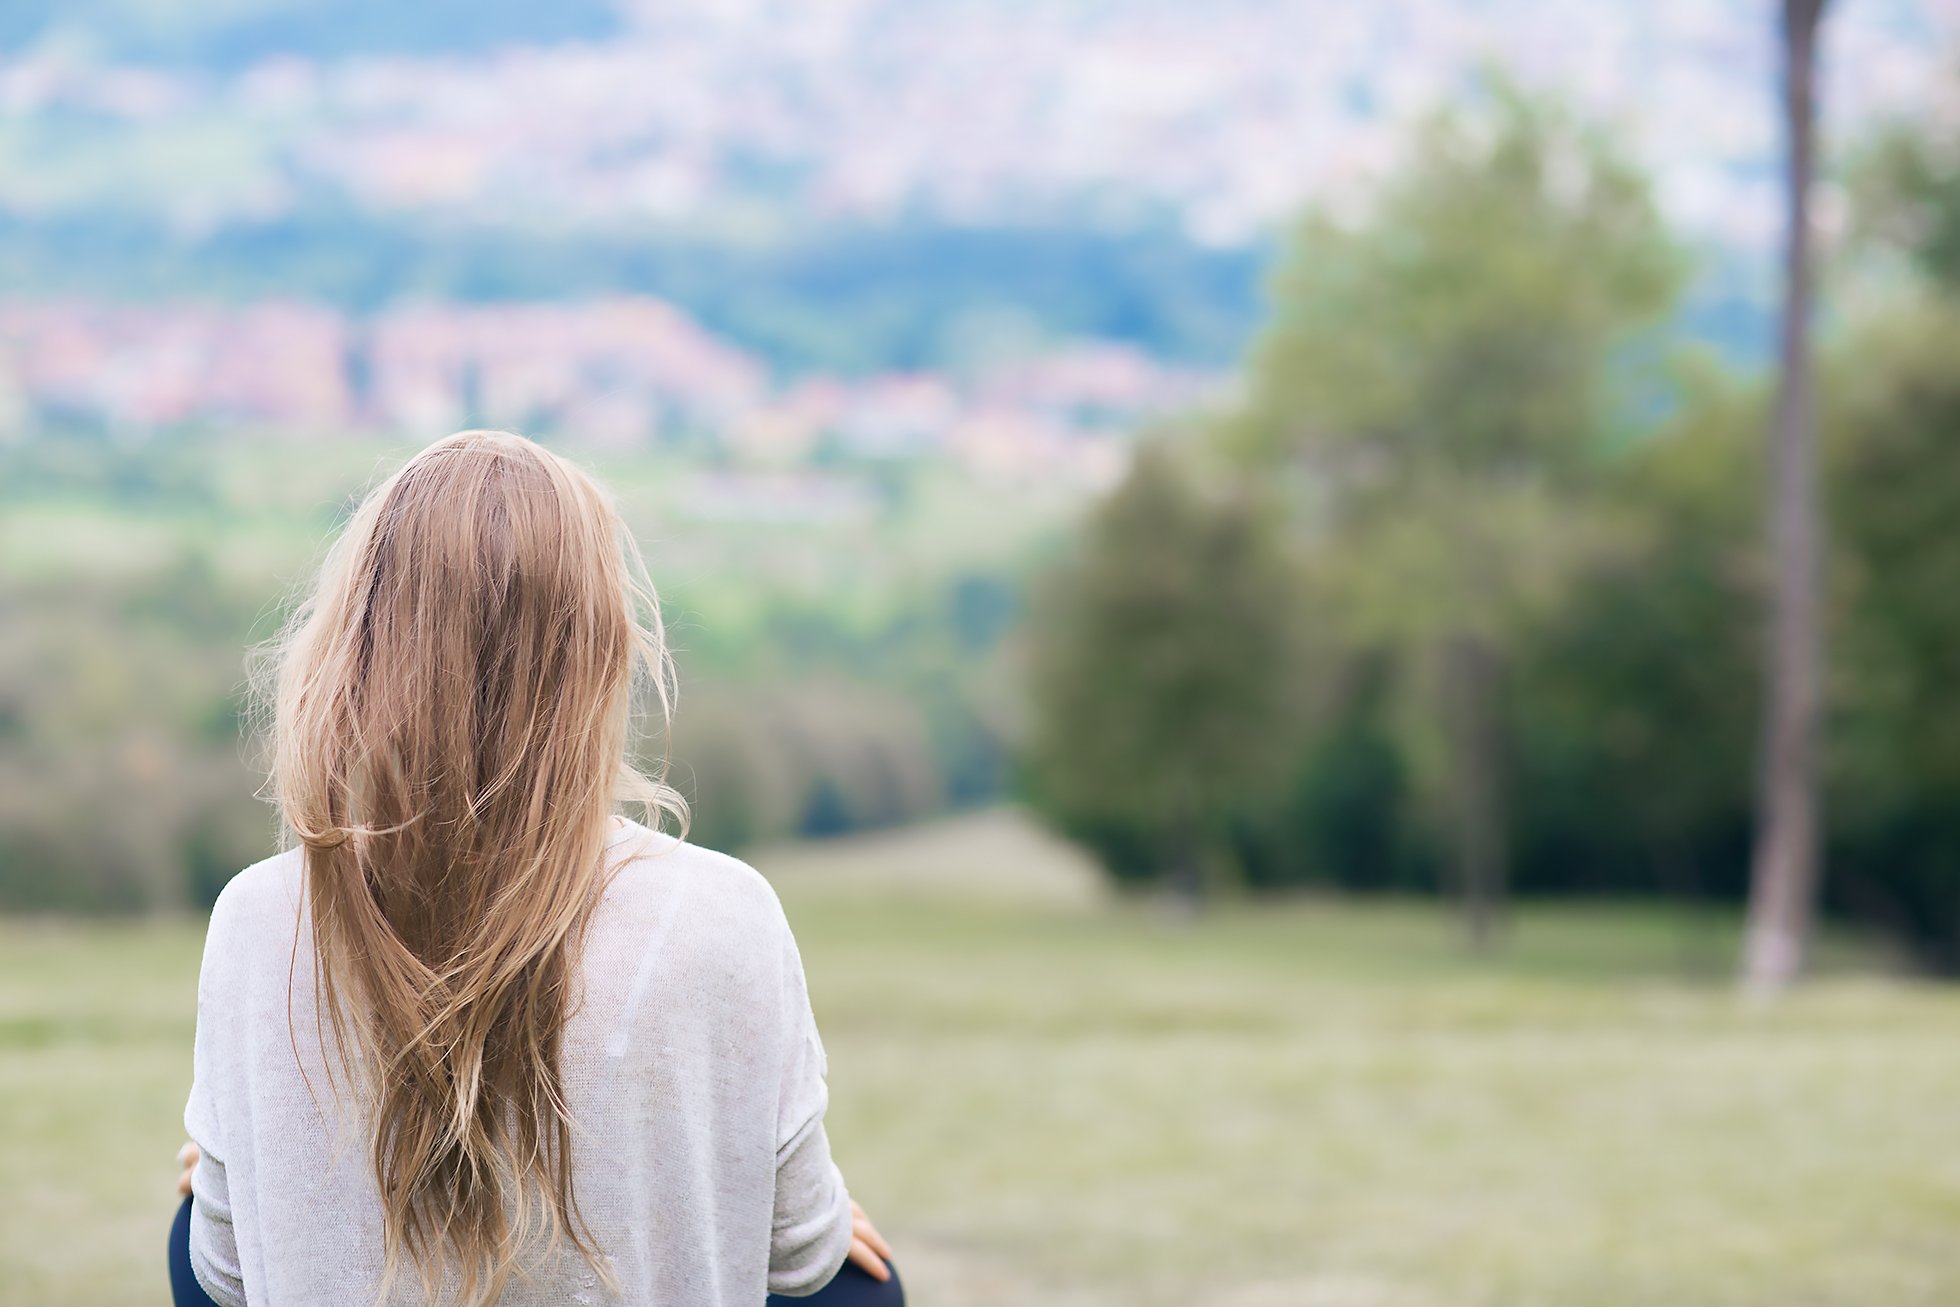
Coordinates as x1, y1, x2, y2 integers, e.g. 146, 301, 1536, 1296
183, 817, 854, 1305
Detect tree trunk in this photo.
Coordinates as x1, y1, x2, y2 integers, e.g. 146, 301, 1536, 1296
1440, 633, 1507, 951
1743, 0, 1829, 997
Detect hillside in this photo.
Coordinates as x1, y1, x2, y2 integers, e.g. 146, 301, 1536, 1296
5, 0, 1953, 375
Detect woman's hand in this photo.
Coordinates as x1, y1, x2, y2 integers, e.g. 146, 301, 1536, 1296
177, 1141, 199, 1198
846, 1199, 894, 1282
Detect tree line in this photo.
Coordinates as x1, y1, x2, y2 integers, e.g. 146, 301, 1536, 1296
1024, 46, 1960, 976
0, 435, 1025, 912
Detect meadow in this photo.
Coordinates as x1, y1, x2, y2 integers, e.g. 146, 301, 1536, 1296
3, 810, 1957, 1307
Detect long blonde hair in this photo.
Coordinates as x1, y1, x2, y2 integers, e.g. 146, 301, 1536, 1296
262, 431, 684, 1303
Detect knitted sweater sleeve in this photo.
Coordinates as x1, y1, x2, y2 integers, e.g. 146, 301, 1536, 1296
765, 916, 853, 1296
184, 886, 249, 1307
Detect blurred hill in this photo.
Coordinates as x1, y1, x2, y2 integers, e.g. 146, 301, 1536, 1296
4, 0, 1954, 375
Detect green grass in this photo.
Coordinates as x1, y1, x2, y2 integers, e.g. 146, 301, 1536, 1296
4, 811, 1959, 1306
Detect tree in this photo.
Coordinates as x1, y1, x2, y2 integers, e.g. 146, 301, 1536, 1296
1742, 0, 1832, 996
1225, 83, 1682, 946
1022, 441, 1305, 907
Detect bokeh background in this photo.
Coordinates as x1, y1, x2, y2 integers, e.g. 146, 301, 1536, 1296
5, 2, 1960, 1304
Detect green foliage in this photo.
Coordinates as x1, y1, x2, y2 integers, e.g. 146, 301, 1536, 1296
1021, 76, 1960, 969
1823, 306, 1960, 967
0, 567, 269, 913
1231, 654, 1428, 893
1022, 442, 1306, 892
1505, 379, 1761, 901
1230, 293, 1960, 966
1230, 78, 1684, 676
1853, 123, 1960, 290
1232, 80, 1683, 484
1216, 84, 1686, 934
668, 677, 949, 854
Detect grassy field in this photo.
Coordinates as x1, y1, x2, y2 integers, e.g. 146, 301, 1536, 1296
3, 810, 1958, 1306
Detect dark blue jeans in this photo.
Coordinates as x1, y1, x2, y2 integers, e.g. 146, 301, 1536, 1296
170, 1196, 904, 1305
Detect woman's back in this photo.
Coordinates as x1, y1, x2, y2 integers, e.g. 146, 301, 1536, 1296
182, 816, 853, 1305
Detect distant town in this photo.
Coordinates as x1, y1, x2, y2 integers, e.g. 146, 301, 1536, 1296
3, 0, 1956, 471
0, 297, 1213, 486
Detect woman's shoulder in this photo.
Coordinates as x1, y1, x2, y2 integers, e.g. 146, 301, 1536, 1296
607, 822, 784, 917
194, 848, 306, 1001
199, 823, 797, 955
206, 847, 305, 935
601, 820, 794, 942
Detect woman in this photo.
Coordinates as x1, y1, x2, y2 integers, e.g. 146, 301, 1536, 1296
168, 431, 900, 1305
